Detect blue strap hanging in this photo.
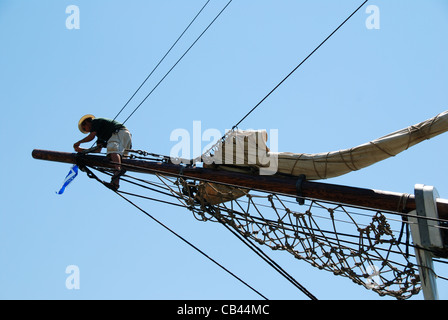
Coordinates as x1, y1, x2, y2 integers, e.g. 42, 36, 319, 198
56, 165, 79, 195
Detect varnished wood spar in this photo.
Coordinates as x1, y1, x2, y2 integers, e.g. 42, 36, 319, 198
32, 149, 448, 219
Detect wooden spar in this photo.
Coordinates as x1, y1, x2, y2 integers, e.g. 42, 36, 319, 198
32, 149, 448, 219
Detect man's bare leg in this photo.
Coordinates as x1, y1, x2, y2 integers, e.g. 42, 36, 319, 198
109, 153, 125, 190
110, 153, 122, 171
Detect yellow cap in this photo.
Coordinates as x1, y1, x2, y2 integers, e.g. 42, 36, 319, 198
78, 114, 95, 134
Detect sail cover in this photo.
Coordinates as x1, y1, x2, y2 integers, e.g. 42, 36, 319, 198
204, 110, 448, 180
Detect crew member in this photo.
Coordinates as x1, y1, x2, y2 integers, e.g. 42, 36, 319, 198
74, 114, 132, 190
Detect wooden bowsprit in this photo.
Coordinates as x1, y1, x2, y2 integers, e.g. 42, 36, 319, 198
31, 149, 448, 219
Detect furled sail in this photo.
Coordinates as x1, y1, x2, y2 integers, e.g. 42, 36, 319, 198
204, 110, 448, 180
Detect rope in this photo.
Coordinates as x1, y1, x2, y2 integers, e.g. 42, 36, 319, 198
79, 164, 268, 300
118, 151, 448, 228
217, 216, 318, 300
174, 178, 423, 299
113, 0, 212, 122
200, 0, 369, 161
77, 157, 448, 299
230, 0, 369, 130
83, 163, 316, 299
114, 190, 269, 300
121, 0, 233, 125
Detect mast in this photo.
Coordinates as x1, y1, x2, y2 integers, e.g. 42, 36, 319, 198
32, 149, 448, 218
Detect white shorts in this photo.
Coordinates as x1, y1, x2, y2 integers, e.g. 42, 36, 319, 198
107, 129, 132, 157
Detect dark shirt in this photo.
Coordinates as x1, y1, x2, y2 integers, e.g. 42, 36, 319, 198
91, 118, 125, 146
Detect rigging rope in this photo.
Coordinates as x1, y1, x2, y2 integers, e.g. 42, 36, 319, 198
231, 0, 368, 129
216, 215, 318, 300
113, 0, 212, 122
116, 150, 448, 241
176, 178, 423, 299
115, 173, 317, 300
74, 153, 448, 299
121, 0, 233, 125
78, 163, 269, 300
116, 159, 446, 298
200, 0, 369, 160
115, 191, 269, 300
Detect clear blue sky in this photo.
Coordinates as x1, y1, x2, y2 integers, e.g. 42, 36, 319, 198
1, 0, 448, 300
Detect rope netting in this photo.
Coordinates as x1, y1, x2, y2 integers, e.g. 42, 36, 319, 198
173, 179, 421, 299
84, 162, 440, 300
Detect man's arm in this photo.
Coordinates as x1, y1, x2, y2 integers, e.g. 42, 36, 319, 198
74, 132, 100, 153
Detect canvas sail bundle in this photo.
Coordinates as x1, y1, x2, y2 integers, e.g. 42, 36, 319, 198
204, 110, 448, 180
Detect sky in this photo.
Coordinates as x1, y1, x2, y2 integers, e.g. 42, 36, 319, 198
1, 0, 448, 301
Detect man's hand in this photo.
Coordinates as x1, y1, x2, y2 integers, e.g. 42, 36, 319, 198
74, 142, 85, 153
74, 132, 97, 153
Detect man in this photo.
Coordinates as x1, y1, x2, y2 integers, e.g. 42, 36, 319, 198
74, 114, 132, 191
